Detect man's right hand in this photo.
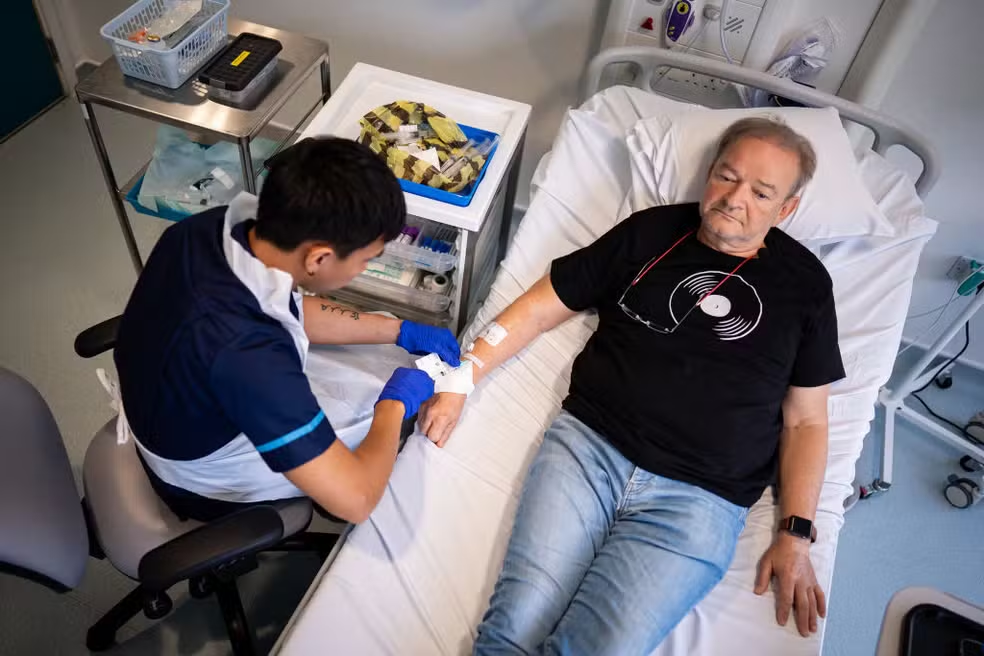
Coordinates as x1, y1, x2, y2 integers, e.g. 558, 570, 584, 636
418, 392, 467, 447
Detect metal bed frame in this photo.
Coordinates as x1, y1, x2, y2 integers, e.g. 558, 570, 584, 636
582, 46, 939, 195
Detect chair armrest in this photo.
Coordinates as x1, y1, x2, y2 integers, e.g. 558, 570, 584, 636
138, 505, 284, 591
74, 316, 123, 358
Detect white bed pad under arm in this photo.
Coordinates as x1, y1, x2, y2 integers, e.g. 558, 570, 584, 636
280, 87, 936, 656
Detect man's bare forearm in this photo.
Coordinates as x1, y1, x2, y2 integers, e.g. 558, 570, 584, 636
419, 275, 578, 446
303, 296, 401, 345
465, 275, 576, 385
777, 422, 827, 522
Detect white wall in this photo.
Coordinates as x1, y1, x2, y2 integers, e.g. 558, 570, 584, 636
877, 0, 984, 367
57, 0, 609, 208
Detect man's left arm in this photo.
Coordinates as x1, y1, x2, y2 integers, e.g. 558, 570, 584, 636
755, 383, 830, 638
303, 297, 460, 364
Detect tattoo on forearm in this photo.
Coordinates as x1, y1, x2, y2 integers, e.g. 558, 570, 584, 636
320, 303, 360, 320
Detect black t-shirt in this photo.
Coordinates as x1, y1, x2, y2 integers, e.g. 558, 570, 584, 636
550, 203, 845, 507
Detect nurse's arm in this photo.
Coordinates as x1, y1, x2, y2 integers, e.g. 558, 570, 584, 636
283, 399, 404, 523
303, 296, 401, 345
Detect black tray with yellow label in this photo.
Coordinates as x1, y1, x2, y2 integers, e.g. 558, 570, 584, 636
199, 32, 283, 100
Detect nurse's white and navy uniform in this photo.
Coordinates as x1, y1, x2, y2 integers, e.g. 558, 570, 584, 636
109, 193, 335, 520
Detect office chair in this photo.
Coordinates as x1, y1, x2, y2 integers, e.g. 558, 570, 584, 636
0, 366, 89, 592
0, 316, 339, 656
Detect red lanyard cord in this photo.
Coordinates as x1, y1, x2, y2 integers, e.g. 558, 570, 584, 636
630, 229, 754, 309
630, 230, 695, 286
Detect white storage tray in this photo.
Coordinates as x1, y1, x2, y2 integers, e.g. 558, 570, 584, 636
344, 272, 452, 313
375, 242, 456, 273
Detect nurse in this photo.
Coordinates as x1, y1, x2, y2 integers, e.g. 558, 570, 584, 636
112, 137, 459, 523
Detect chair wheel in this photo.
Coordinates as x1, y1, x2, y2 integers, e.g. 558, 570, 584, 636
189, 576, 214, 599
143, 591, 173, 620
960, 455, 983, 472
944, 476, 979, 509
86, 626, 116, 652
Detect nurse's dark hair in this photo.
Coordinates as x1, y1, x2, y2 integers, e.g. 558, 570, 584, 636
711, 117, 817, 197
255, 137, 405, 256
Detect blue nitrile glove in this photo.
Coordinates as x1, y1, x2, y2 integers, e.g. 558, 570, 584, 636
377, 368, 435, 418
396, 321, 461, 366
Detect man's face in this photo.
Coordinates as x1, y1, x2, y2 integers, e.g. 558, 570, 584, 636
699, 137, 802, 250
304, 237, 386, 294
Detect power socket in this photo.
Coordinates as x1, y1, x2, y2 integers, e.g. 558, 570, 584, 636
947, 256, 978, 281
653, 69, 736, 108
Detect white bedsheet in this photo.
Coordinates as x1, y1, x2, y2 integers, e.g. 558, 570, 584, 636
282, 87, 937, 656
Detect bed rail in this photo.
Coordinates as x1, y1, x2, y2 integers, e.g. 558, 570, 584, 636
583, 47, 940, 197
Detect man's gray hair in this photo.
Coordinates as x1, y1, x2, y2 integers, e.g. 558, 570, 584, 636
712, 117, 817, 197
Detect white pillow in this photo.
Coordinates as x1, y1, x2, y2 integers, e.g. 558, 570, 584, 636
626, 106, 894, 244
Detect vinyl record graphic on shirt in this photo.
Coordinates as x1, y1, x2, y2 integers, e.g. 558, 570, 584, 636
669, 271, 763, 341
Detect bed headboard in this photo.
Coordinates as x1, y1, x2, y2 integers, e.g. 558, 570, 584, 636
583, 47, 940, 197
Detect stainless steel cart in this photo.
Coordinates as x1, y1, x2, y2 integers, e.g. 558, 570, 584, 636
75, 19, 330, 273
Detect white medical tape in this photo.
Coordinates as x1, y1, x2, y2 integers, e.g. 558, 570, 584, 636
462, 352, 485, 369
415, 353, 451, 378
478, 321, 508, 346
415, 354, 475, 396
435, 360, 475, 396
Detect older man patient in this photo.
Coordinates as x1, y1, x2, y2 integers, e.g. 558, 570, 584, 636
419, 118, 845, 655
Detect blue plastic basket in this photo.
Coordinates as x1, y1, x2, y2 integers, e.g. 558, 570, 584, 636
398, 124, 500, 207
100, 0, 229, 89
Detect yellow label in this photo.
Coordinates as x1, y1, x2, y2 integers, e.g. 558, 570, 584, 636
230, 50, 250, 67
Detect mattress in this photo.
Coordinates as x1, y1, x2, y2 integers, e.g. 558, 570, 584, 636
280, 86, 937, 656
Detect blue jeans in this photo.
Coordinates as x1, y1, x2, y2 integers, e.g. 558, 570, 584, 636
474, 411, 748, 656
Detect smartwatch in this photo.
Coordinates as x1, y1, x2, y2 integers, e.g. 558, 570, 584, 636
779, 515, 817, 543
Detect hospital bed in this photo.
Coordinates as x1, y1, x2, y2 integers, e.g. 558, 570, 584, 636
277, 47, 940, 655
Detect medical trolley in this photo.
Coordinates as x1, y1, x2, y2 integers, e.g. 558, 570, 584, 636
296, 64, 531, 335
76, 19, 331, 273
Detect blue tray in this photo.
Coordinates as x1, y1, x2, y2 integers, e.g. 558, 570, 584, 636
398, 123, 499, 207
125, 173, 194, 222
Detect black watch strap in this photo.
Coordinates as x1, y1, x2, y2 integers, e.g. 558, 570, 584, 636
780, 515, 817, 543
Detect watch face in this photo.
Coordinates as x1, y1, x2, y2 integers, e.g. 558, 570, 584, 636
788, 516, 813, 538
